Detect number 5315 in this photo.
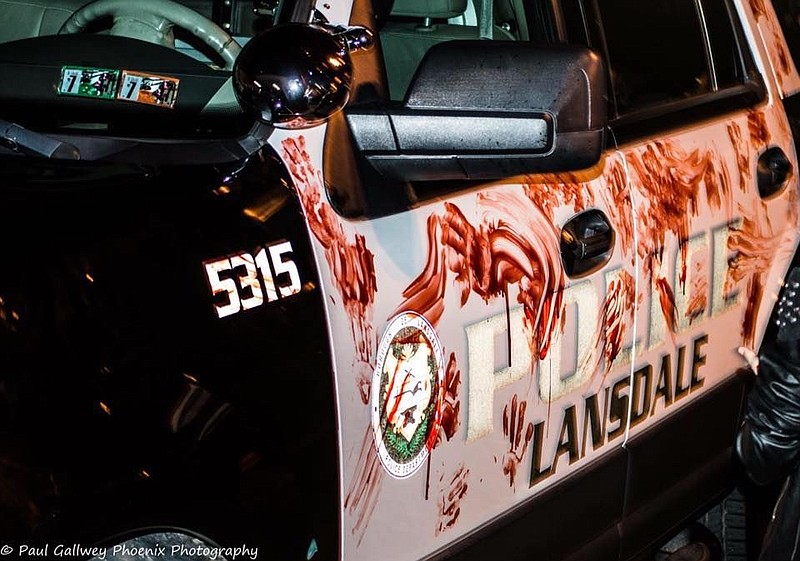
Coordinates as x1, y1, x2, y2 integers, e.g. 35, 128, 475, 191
203, 240, 302, 318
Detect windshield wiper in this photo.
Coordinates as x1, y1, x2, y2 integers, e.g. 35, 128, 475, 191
0, 119, 80, 160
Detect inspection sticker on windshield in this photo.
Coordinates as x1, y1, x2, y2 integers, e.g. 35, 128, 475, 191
116, 71, 180, 108
58, 66, 120, 99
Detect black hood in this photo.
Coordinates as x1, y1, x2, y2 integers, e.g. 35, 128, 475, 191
0, 147, 339, 560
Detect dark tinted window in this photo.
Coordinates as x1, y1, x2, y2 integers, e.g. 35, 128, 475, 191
561, 0, 591, 45
525, 0, 561, 43
597, 0, 710, 114
703, 0, 746, 88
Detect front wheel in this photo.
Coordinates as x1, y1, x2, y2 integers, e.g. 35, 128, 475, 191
91, 530, 235, 561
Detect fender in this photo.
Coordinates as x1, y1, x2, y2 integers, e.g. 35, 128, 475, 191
0, 147, 338, 559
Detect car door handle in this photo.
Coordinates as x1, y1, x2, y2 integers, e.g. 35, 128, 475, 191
560, 209, 615, 277
757, 147, 793, 199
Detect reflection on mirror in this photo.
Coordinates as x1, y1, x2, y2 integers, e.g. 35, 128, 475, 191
233, 23, 373, 129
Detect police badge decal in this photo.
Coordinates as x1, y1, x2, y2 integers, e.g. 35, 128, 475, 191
371, 312, 445, 479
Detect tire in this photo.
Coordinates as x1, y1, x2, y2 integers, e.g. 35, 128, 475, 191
699, 489, 747, 561
96, 530, 226, 561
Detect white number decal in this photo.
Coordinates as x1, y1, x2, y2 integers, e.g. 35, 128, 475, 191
204, 260, 241, 319
229, 252, 264, 311
269, 241, 302, 298
204, 240, 302, 318
254, 247, 279, 302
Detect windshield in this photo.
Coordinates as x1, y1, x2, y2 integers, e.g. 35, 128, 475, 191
0, 0, 299, 164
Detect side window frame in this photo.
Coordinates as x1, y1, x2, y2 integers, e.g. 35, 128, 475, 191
569, 0, 766, 142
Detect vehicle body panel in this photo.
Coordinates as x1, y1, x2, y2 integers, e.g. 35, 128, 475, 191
270, 125, 637, 561
0, 151, 339, 559
267, 0, 800, 559
0, 0, 798, 559
741, 0, 800, 97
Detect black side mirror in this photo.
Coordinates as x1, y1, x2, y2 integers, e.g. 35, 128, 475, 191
346, 42, 607, 181
233, 23, 374, 129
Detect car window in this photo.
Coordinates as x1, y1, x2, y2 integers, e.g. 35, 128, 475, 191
703, 0, 748, 88
597, 0, 711, 114
0, 0, 290, 161
379, 0, 559, 100
560, 0, 590, 45
596, 0, 752, 121
379, 0, 755, 116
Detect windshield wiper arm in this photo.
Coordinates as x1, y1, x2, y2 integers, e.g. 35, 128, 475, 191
0, 119, 80, 160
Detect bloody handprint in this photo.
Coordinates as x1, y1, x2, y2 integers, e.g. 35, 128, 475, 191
282, 136, 378, 373
396, 192, 565, 361
436, 352, 461, 446
436, 464, 470, 536
501, 394, 534, 489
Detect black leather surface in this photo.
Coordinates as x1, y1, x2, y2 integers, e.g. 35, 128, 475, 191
736, 267, 800, 560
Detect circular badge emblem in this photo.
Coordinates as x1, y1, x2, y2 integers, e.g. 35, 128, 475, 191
371, 312, 444, 479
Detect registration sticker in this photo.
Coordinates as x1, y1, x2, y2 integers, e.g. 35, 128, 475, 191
58, 66, 120, 99
117, 71, 179, 108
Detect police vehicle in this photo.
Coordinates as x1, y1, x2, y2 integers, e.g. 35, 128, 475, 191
0, 0, 799, 560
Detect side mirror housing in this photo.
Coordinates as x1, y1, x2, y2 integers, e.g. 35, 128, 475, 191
346, 42, 607, 181
233, 23, 374, 129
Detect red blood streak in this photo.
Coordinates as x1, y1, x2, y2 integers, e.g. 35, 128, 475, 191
509, 394, 518, 448
742, 276, 763, 348
397, 191, 565, 360
600, 157, 635, 257
774, 34, 792, 77
726, 208, 787, 345
515, 400, 527, 449
394, 215, 446, 327
602, 270, 637, 368
656, 276, 678, 335
583, 269, 636, 389
437, 352, 461, 445
750, 0, 767, 18
436, 464, 470, 536
747, 1, 791, 87
501, 394, 534, 488
460, 192, 566, 358
282, 136, 377, 363
727, 122, 751, 192
524, 172, 595, 220
384, 365, 410, 427
747, 110, 771, 148
685, 260, 709, 324
344, 428, 383, 545
726, 213, 782, 291
748, 0, 797, 84
283, 136, 382, 542
629, 140, 731, 283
